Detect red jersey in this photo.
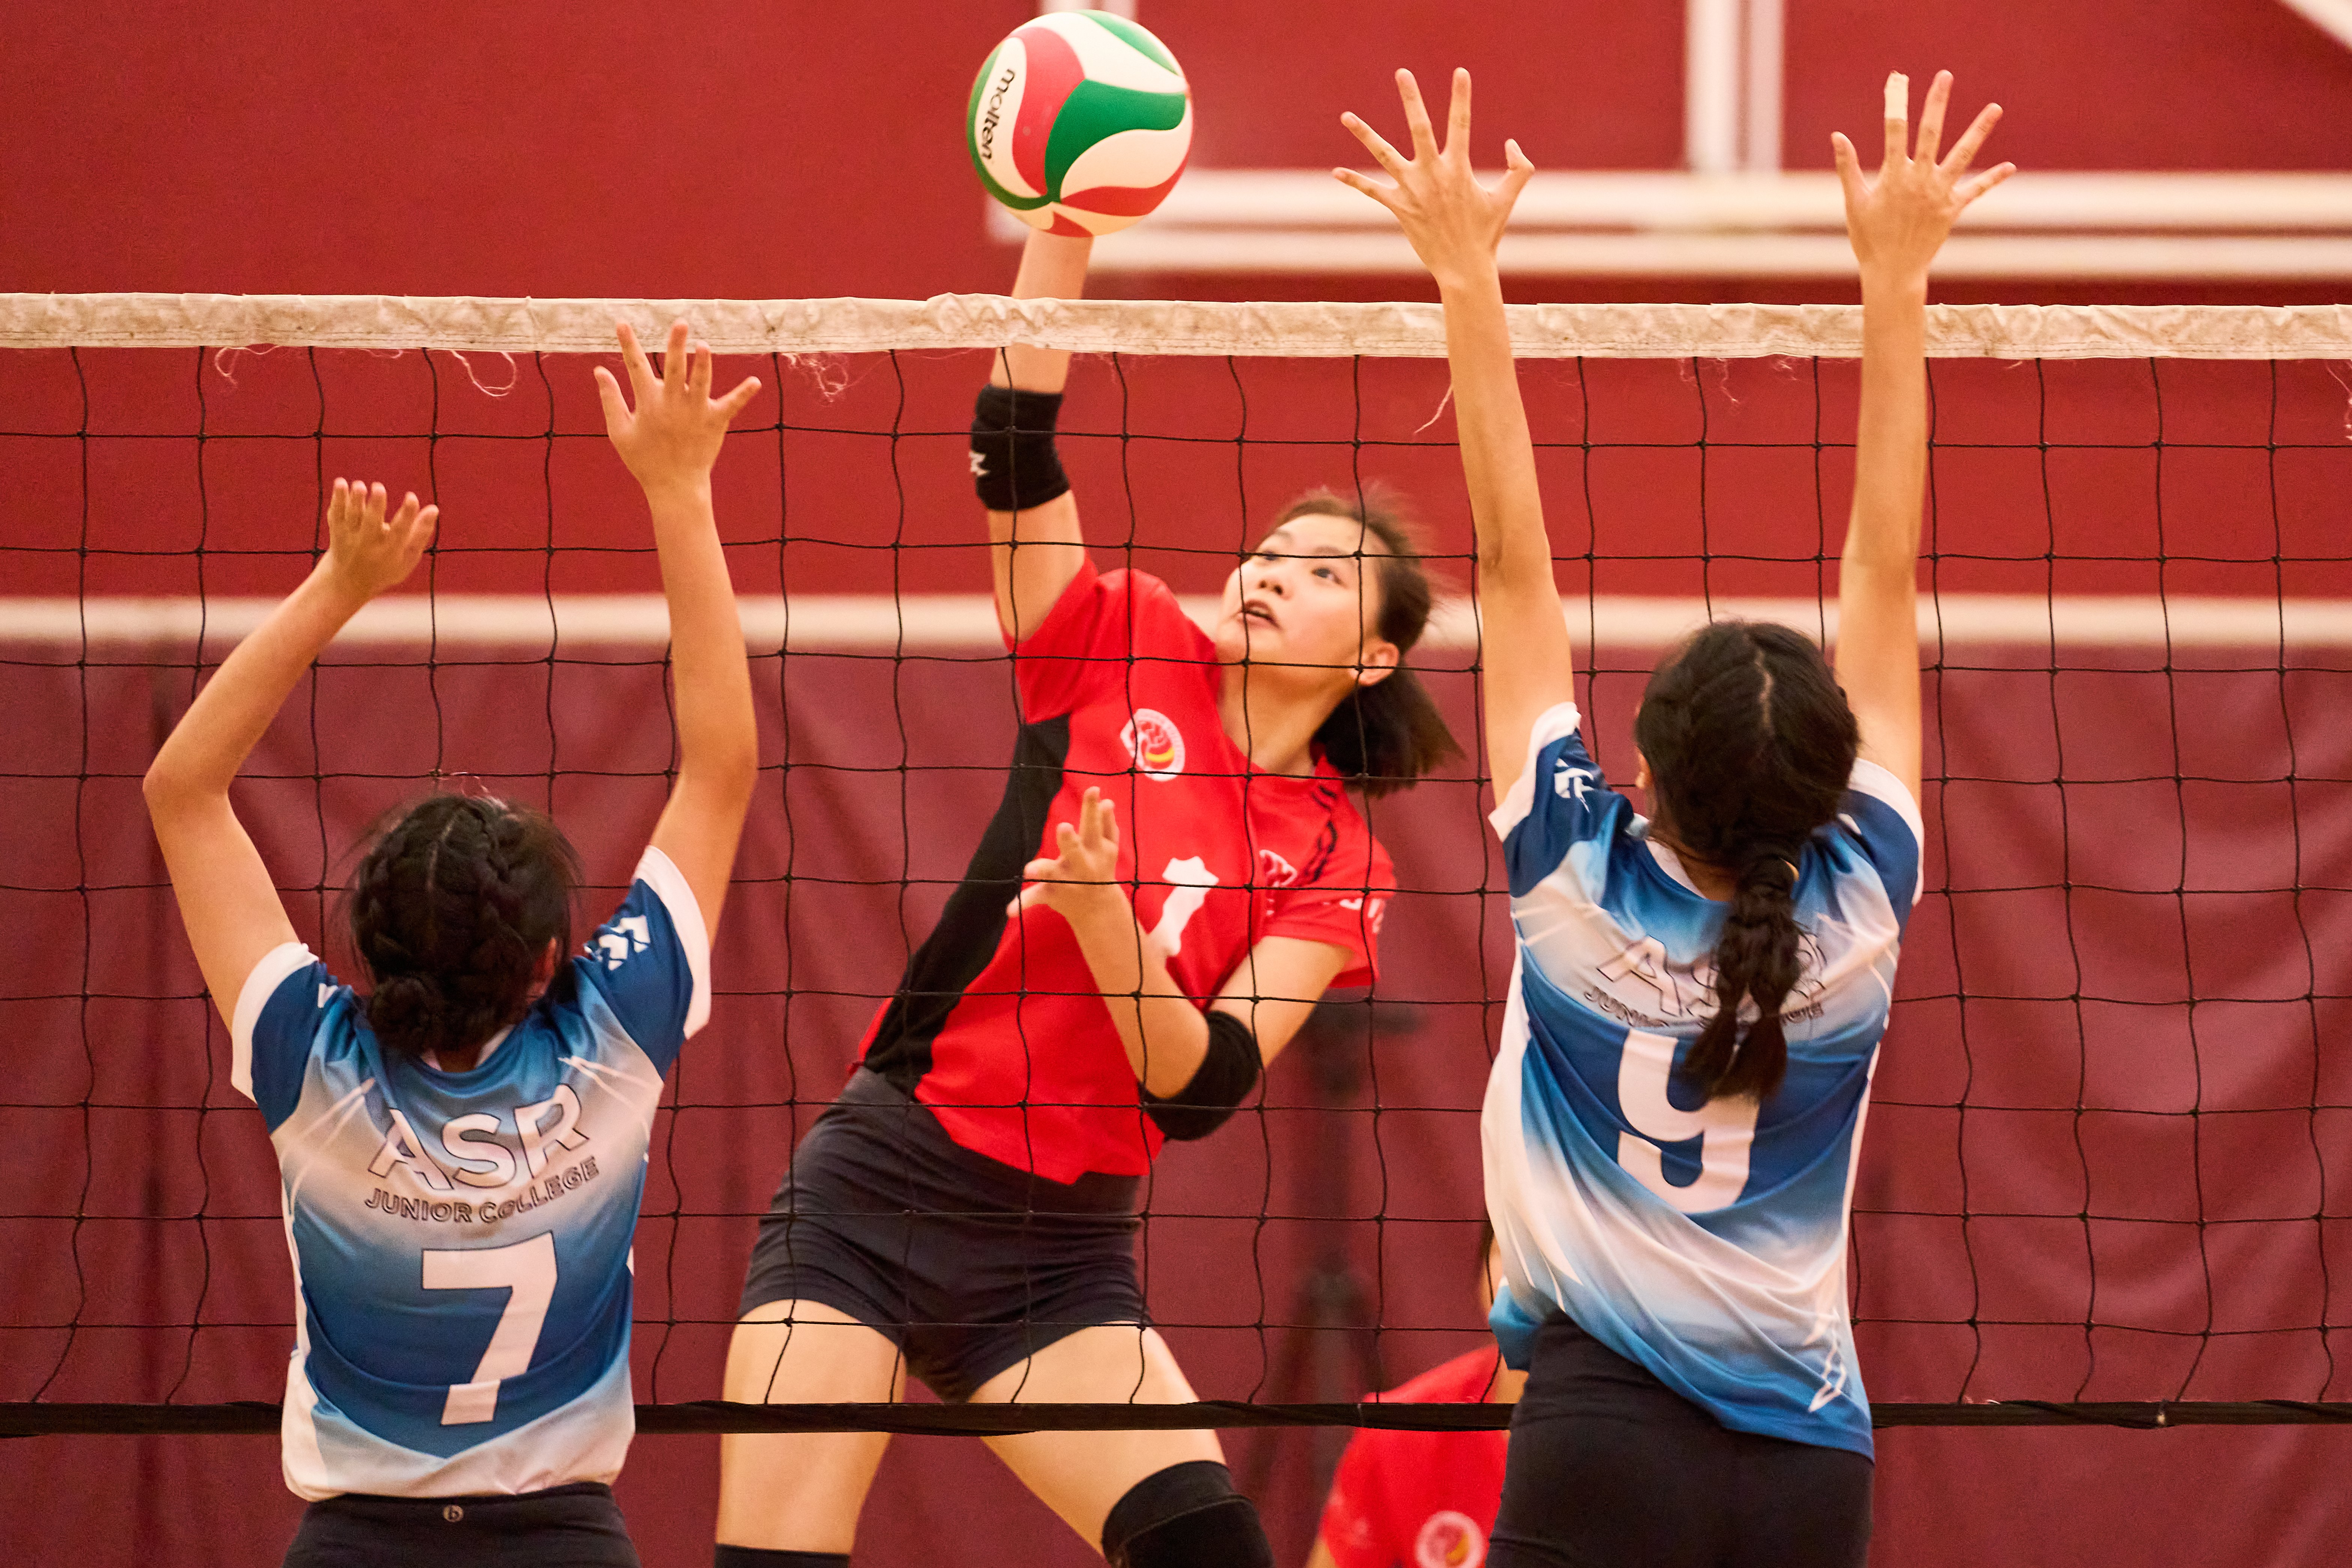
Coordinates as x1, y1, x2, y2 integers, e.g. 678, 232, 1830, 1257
1319, 1350, 1511, 1568
858, 561, 1395, 1182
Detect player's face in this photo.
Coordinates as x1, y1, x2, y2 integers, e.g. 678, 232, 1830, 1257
1214, 513, 1400, 690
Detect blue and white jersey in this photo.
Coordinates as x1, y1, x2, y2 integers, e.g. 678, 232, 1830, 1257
1481, 703, 1921, 1458
230, 847, 710, 1500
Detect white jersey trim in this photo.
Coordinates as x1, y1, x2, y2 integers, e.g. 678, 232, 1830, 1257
1846, 758, 1926, 897
1489, 701, 1586, 839
631, 845, 713, 1037
231, 941, 319, 1103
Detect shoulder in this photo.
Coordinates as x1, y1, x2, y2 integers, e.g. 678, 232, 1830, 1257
1834, 757, 1924, 911
567, 846, 714, 1062
231, 941, 351, 1124
1488, 702, 1612, 839
1487, 702, 1634, 898
1009, 562, 1210, 699
1104, 566, 1211, 655
1844, 757, 1924, 849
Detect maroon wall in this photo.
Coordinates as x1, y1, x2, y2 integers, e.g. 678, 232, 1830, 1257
7, 0, 2352, 306
6, 625, 2351, 1565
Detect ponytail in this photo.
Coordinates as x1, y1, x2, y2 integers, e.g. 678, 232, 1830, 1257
1314, 664, 1457, 798
1633, 621, 1858, 1104
1683, 850, 1806, 1100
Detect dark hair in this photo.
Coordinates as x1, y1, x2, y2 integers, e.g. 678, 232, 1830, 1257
1633, 621, 1859, 1103
350, 794, 582, 1062
1274, 485, 1461, 797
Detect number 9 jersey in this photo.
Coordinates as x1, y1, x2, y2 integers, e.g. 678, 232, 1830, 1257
1481, 702, 1922, 1458
229, 847, 711, 1500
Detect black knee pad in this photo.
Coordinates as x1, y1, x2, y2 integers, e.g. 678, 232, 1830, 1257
714, 1548, 849, 1568
1100, 1461, 1273, 1568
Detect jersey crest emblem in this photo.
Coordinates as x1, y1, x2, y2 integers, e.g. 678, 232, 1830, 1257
1121, 708, 1187, 782
1414, 1510, 1486, 1568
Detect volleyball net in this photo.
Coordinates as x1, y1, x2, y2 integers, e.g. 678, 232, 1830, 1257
4, 294, 2351, 1440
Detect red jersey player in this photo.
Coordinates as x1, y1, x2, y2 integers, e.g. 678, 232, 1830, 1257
1311, 1228, 1528, 1568
713, 227, 1463, 1568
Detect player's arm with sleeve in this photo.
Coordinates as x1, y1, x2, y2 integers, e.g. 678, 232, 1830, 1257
1338, 69, 1567, 800
1012, 789, 1352, 1133
590, 321, 762, 1055
1831, 72, 2011, 808
143, 481, 437, 1083
977, 230, 1093, 644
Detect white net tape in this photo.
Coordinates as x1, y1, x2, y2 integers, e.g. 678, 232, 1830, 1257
8, 593, 2348, 650
3, 293, 2350, 359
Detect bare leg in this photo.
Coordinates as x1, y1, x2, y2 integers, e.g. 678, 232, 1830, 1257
715, 1300, 907, 1555
972, 1324, 1225, 1552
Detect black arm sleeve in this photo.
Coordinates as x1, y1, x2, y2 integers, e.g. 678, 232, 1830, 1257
1141, 1009, 1263, 1142
970, 384, 1070, 512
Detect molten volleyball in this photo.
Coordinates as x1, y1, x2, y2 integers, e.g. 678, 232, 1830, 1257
966, 9, 1193, 237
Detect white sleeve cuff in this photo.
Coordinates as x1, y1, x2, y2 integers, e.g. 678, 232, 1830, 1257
230, 942, 318, 1103
1847, 758, 1926, 852
631, 845, 713, 1038
1488, 702, 1585, 839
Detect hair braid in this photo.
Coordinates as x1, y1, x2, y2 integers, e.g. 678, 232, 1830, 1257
1634, 621, 1858, 1103
351, 794, 582, 1062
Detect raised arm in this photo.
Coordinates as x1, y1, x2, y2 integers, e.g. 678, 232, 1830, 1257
144, 482, 437, 1024
980, 230, 1094, 640
1338, 69, 1564, 794
593, 321, 763, 935
1831, 72, 2012, 804
1013, 789, 1348, 1112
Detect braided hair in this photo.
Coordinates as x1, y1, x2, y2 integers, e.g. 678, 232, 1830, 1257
349, 794, 582, 1063
1633, 621, 1859, 1103
1279, 485, 1462, 797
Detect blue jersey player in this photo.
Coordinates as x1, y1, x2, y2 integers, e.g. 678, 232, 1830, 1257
1341, 67, 2011, 1567
142, 322, 763, 1567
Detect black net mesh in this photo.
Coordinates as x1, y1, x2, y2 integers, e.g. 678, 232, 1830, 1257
3, 334, 2350, 1456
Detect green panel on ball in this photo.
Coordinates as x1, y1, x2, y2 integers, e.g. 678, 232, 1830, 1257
1085, 11, 1181, 75
1041, 81, 1188, 197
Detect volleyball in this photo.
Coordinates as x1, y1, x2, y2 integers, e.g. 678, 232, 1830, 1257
965, 9, 1193, 237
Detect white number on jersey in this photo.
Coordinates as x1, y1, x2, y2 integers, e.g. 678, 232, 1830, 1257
1146, 856, 1220, 956
1615, 1028, 1759, 1213
421, 1231, 559, 1425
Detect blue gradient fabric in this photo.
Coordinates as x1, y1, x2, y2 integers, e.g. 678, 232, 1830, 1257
1481, 703, 1921, 1457
230, 847, 710, 1499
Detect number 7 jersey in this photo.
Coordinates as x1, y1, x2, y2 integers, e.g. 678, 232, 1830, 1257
229, 847, 710, 1500
1481, 703, 1922, 1458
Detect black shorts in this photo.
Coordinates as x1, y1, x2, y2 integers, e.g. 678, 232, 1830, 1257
282, 1482, 636, 1568
1489, 1313, 1873, 1568
738, 1066, 1147, 1402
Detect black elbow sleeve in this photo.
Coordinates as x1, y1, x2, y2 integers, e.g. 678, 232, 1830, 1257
970, 384, 1070, 512
1143, 1011, 1263, 1142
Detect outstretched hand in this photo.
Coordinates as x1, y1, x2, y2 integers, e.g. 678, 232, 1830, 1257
322, 478, 436, 602
594, 320, 761, 494
1336, 67, 1533, 291
1832, 70, 2014, 287
1010, 786, 1126, 926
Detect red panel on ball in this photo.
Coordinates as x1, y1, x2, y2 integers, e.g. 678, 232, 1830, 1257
1006, 21, 1086, 200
